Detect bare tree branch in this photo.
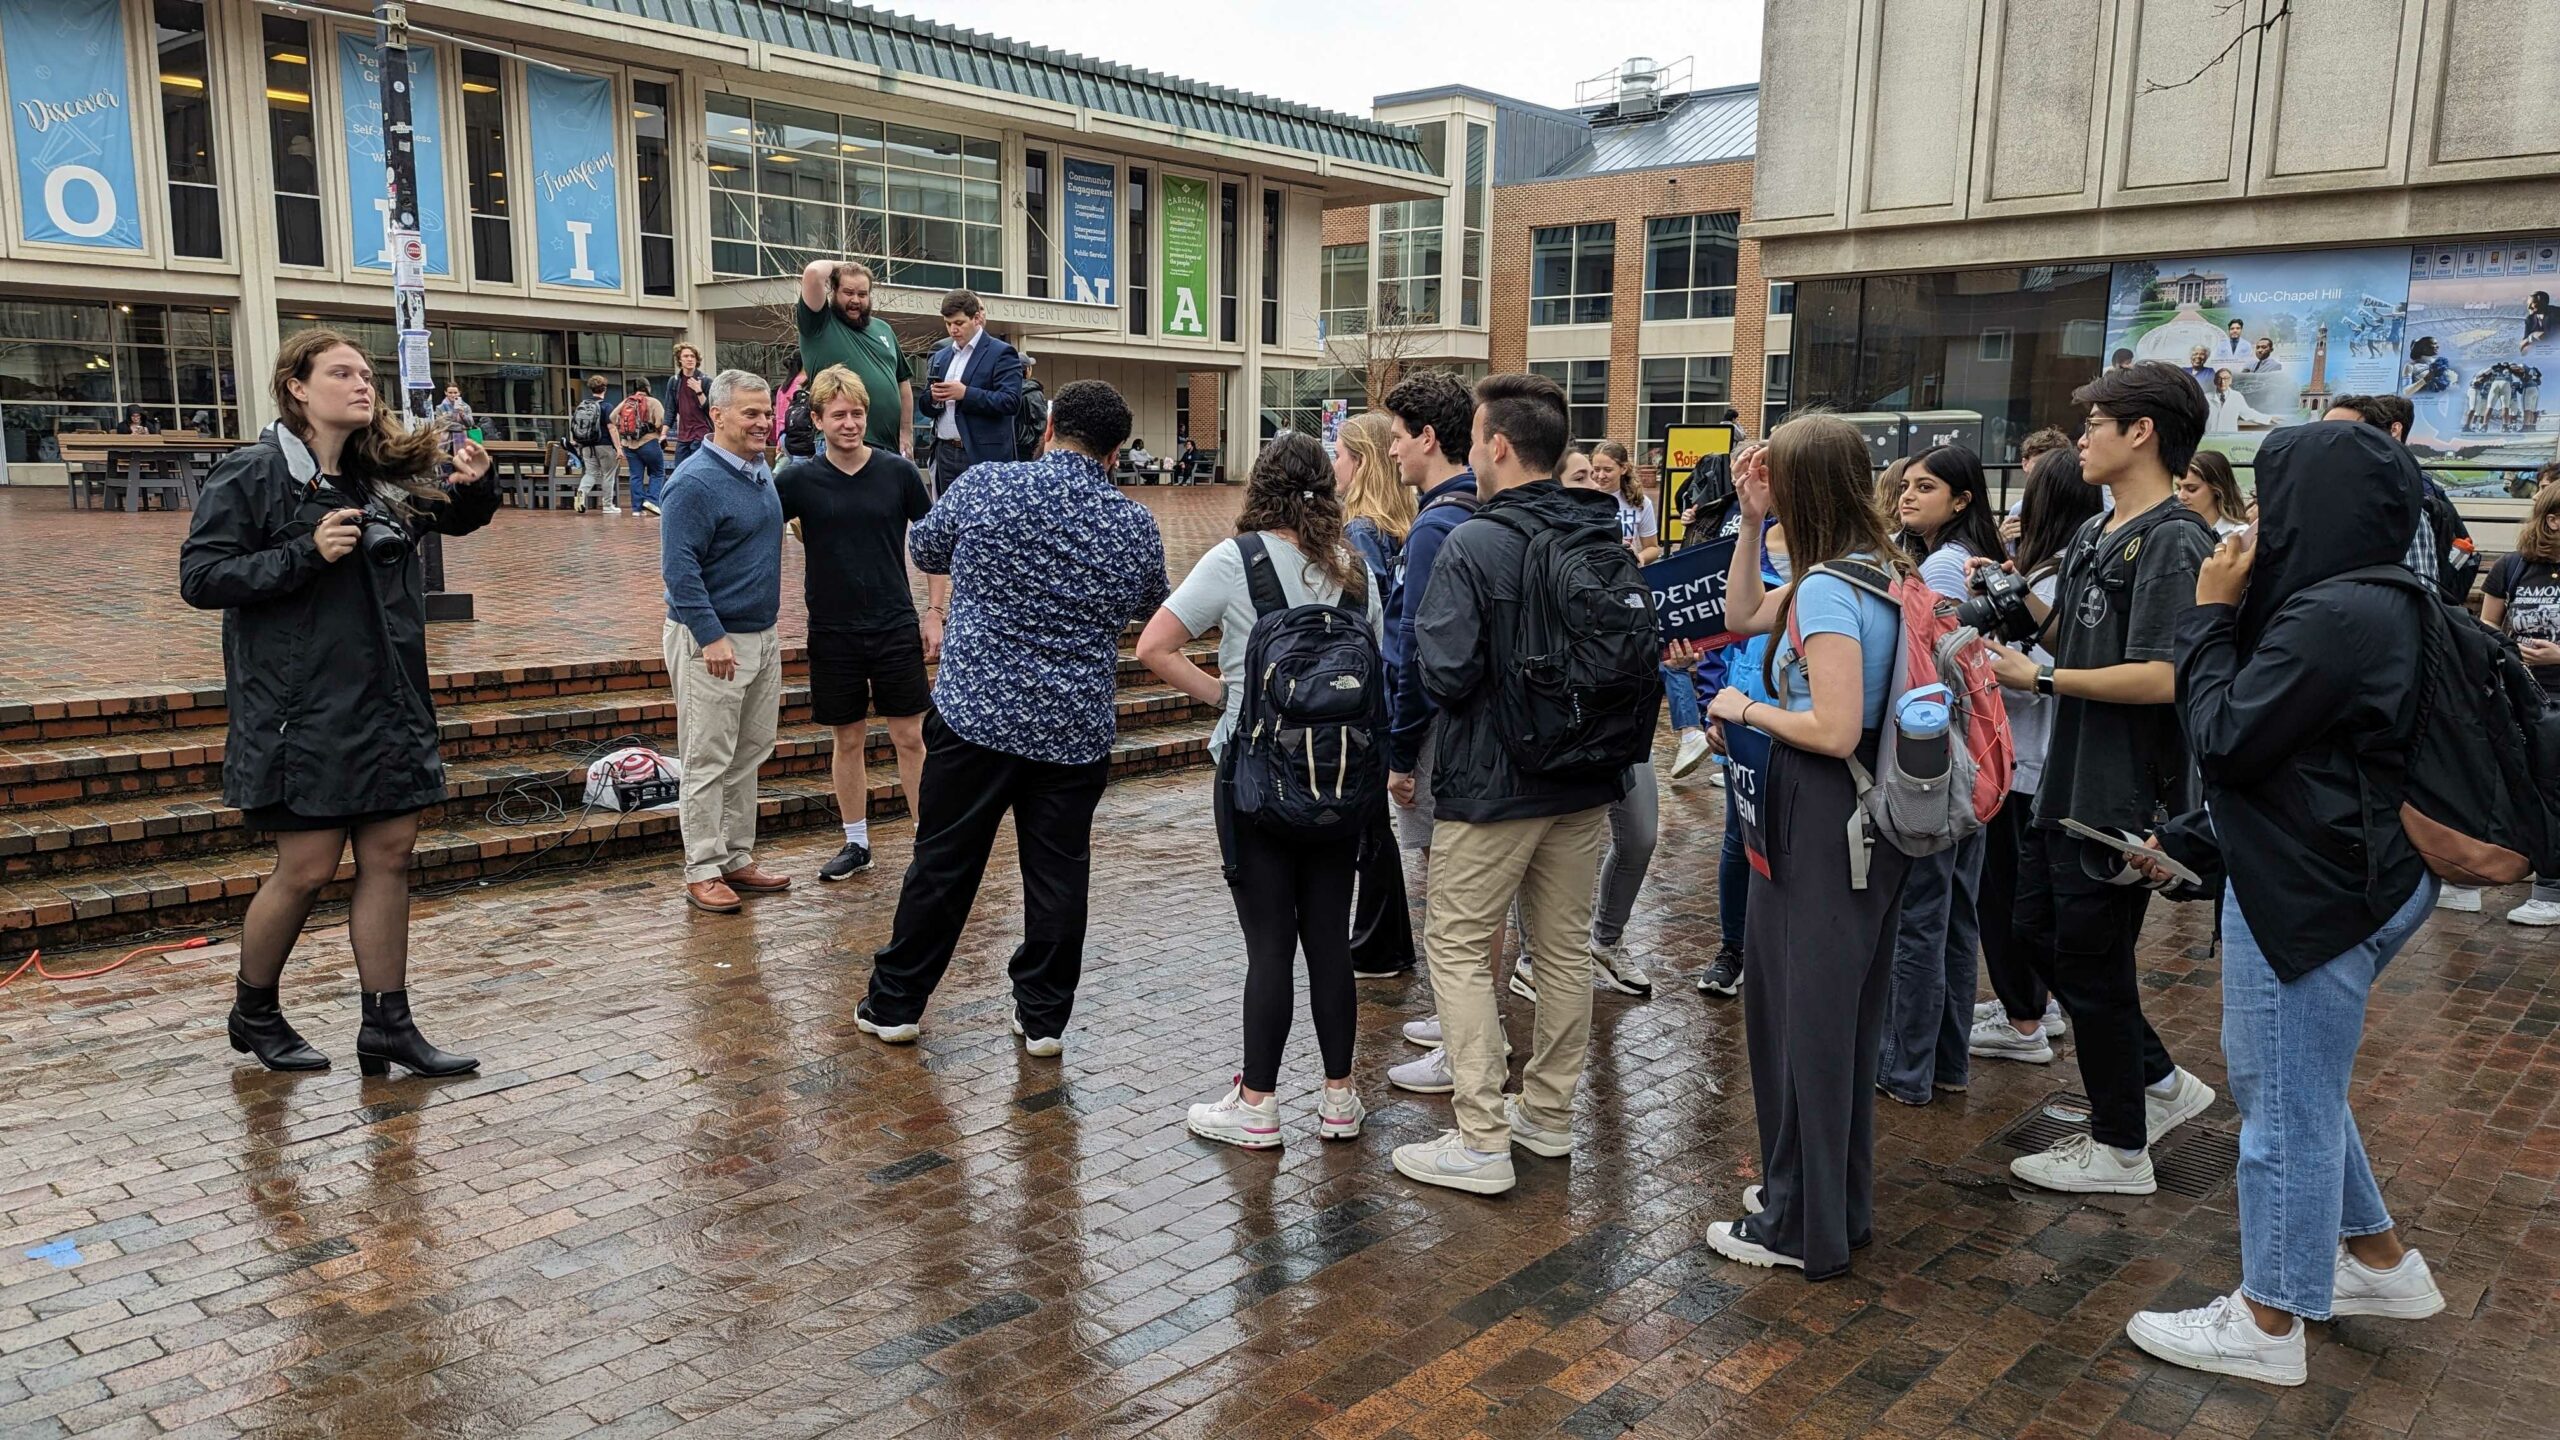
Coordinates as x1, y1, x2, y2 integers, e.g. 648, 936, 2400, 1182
2140, 0, 2290, 94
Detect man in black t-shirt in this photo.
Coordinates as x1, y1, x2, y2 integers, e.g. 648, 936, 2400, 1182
777, 365, 943, 882
1988, 362, 2218, 1198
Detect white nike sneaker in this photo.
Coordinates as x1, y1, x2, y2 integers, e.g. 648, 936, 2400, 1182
1968, 1017, 2055, 1064
1317, 1085, 1367, 1142
1501, 1094, 1572, 1158
1670, 729, 1711, 779
1186, 1078, 1281, 1150
1388, 1046, 1454, 1094
2435, 885, 2483, 913
1402, 1016, 1443, 1048
2145, 1067, 2215, 1143
1008, 1013, 1063, 1058
1971, 998, 2068, 1038
2011, 1133, 2157, 1195
2125, 1291, 2305, 1387
1508, 956, 1538, 1004
2330, 1244, 2445, 1320
2505, 897, 2560, 927
1589, 942, 1652, 997
1392, 1129, 1515, 1195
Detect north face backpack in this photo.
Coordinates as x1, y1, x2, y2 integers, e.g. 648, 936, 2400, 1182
569, 395, 608, 448
1481, 506, 1663, 781
1227, 533, 1387, 837
1014, 376, 1049, 459
2339, 564, 2560, 884
782, 384, 818, 459
1784, 559, 2015, 887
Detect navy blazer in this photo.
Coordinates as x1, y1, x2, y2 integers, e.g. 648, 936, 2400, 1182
924, 330, 1025, 469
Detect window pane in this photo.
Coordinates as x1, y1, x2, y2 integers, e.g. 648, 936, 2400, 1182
275, 195, 323, 268
758, 146, 837, 203
884, 123, 962, 174
754, 101, 836, 155
1463, 123, 1488, 231
1415, 121, 1446, 177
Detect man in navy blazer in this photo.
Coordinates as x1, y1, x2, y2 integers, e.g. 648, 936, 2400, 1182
923, 289, 1025, 494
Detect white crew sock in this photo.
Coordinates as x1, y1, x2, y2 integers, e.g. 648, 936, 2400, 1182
843, 819, 869, 847
2109, 1144, 2146, 1164
2147, 1070, 2182, 1096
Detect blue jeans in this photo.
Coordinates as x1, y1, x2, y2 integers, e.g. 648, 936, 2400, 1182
626, 442, 666, 509
2223, 874, 2435, 1319
1718, 783, 1749, 948
1877, 827, 1985, 1103
1664, 664, 1702, 731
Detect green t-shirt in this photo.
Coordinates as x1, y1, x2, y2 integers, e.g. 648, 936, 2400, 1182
794, 301, 905, 450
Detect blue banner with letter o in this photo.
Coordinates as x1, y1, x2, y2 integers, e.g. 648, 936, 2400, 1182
528, 67, 621, 290
1, 0, 144, 251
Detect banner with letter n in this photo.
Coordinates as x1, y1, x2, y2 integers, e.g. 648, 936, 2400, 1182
528, 67, 622, 289
1642, 535, 1740, 647
1658, 422, 1734, 545
1, 0, 144, 251
1062, 157, 1117, 307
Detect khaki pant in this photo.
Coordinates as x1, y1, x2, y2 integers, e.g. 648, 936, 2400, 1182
1425, 806, 1610, 1150
575, 444, 620, 507
664, 622, 780, 883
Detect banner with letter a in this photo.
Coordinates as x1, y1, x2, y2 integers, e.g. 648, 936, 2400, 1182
1160, 175, 1209, 337
1, 0, 144, 251
528, 67, 622, 290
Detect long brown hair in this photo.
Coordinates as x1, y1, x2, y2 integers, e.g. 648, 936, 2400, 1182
272, 329, 444, 512
2519, 480, 2560, 567
1763, 414, 1907, 691
1593, 439, 1639, 505
2184, 450, 2246, 525
1336, 411, 1414, 541
1237, 432, 1363, 597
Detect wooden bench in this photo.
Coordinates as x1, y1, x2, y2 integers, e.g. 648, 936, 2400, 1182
57, 433, 240, 511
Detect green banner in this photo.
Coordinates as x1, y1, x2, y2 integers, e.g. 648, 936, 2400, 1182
1160, 175, 1210, 338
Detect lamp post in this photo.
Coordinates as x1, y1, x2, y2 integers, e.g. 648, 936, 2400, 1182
375, 0, 472, 621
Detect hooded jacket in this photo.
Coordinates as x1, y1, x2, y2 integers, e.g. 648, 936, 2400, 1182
2174, 421, 2427, 980
179, 424, 499, 816
1414, 478, 1632, 823
1384, 470, 1477, 772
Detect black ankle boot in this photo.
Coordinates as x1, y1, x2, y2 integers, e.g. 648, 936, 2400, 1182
356, 989, 478, 1078
228, 977, 330, 1071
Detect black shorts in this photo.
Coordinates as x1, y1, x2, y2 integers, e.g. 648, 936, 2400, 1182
808, 626, 930, 726
243, 804, 420, 833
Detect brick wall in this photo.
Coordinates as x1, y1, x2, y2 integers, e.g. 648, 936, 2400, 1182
1321, 207, 1368, 248
1185, 371, 1223, 450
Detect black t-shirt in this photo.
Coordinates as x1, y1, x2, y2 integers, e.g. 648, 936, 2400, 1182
776, 448, 933, 633
2485, 551, 2560, 694
2033, 499, 2215, 834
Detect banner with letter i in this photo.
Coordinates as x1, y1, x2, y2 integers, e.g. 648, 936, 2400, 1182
340, 33, 450, 275
527, 68, 622, 289
0, 0, 145, 250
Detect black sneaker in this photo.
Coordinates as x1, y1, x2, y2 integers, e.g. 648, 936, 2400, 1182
818, 841, 872, 881
1697, 943, 1743, 997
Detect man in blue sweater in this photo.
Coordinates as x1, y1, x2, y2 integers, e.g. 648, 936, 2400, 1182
659, 369, 789, 915
1381, 371, 1479, 856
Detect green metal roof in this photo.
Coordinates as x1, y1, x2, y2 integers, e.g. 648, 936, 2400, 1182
574, 0, 1436, 176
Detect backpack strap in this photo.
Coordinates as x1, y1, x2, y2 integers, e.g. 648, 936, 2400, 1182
1235, 532, 1289, 620
1424, 490, 1480, 516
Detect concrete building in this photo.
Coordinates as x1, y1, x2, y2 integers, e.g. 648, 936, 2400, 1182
1299, 62, 1784, 469
1748, 0, 2560, 520
0, 0, 1436, 481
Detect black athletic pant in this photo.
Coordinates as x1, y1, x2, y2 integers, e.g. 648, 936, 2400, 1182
1348, 788, 1414, 971
1213, 755, 1358, 1091
1977, 796, 2053, 1022
863, 710, 1108, 1037
2034, 828, 2176, 1151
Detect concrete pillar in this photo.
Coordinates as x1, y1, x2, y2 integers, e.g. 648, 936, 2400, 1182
218, 0, 281, 430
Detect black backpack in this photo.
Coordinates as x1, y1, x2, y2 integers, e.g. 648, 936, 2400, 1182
783, 385, 818, 459
2342, 564, 2560, 884
1482, 506, 1663, 780
1015, 377, 1049, 459
1227, 533, 1386, 837
569, 395, 607, 447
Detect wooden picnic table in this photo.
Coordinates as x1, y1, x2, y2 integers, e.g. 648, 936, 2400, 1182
478, 439, 574, 509
56, 433, 245, 511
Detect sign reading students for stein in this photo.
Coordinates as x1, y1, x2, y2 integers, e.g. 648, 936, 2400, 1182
339, 34, 451, 276
0, 0, 144, 251
1642, 536, 1741, 647
1159, 175, 1210, 337
526, 68, 621, 290
1062, 158, 1117, 307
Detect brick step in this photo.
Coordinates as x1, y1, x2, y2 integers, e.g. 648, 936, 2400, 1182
0, 721, 1218, 953
0, 685, 1219, 878
0, 645, 1216, 810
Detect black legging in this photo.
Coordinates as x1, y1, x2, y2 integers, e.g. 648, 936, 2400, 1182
1213, 755, 1357, 1091
236, 815, 420, 992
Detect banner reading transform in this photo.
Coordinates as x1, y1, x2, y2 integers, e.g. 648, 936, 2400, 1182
527, 68, 622, 291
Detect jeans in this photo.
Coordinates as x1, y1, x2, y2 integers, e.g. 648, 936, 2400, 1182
626, 441, 666, 509
1878, 826, 1986, 1102
1977, 796, 2053, 1021
1718, 784, 1749, 951
2224, 874, 2436, 1319
2038, 829, 2177, 1150
574, 444, 620, 508
1664, 665, 1702, 731
1214, 755, 1357, 1090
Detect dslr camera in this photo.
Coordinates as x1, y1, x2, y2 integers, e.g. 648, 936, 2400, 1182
355, 501, 411, 567
1956, 565, 2042, 645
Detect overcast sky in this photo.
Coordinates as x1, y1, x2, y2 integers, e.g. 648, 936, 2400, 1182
925, 1, 1765, 118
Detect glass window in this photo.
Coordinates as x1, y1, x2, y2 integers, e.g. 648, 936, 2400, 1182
1768, 281, 1795, 316
1642, 214, 1738, 321
1128, 167, 1149, 336
703, 94, 1000, 289
1762, 352, 1793, 440
1637, 355, 1731, 450
1321, 244, 1368, 339
1219, 182, 1240, 344
633, 80, 675, 296
263, 15, 322, 268
155, 1, 220, 259
1531, 224, 1614, 326
1, 301, 239, 462
461, 51, 511, 284
1530, 359, 1610, 452
1460, 122, 1488, 327
1025, 149, 1051, 299
1259, 364, 1370, 439
1376, 193, 1442, 327
1260, 189, 1282, 344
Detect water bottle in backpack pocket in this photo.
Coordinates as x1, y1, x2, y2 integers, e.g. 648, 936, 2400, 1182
1227, 533, 1388, 837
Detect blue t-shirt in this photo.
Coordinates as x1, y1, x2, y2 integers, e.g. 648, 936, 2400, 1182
1775, 564, 1898, 728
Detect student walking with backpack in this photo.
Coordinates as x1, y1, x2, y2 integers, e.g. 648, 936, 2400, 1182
614, 385, 668, 516
569, 375, 620, 513
2122, 420, 2449, 1386
1337, 411, 1418, 978
1138, 433, 1385, 1148
1699, 417, 1913, 1279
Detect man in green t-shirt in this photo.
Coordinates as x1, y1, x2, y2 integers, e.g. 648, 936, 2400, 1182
796, 259, 915, 458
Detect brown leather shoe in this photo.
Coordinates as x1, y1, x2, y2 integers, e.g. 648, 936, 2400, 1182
723, 865, 793, 894
685, 878, 743, 913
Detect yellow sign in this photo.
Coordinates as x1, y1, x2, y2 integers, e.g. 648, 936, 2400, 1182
1659, 424, 1734, 545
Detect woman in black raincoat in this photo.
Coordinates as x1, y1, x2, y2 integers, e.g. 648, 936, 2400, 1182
181, 329, 497, 1078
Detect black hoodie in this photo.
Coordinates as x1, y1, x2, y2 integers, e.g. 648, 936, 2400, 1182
1414, 479, 1633, 823
2174, 421, 2428, 980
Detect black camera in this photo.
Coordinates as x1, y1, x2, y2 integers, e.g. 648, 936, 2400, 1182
1956, 566, 2041, 644
357, 500, 411, 567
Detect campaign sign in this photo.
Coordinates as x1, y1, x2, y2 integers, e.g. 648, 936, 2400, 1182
528, 67, 622, 290
1658, 423, 1733, 545
1643, 536, 1739, 646
1, 0, 144, 251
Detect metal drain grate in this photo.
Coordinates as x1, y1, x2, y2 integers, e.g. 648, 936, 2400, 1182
1983, 1091, 2241, 1199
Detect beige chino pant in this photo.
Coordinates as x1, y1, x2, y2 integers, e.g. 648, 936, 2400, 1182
664, 621, 781, 884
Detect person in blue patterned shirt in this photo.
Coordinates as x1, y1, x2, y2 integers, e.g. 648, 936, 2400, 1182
856, 379, 1169, 1053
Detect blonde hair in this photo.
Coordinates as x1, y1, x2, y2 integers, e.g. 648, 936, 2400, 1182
805, 365, 872, 417
1336, 411, 1415, 542
2520, 481, 2560, 566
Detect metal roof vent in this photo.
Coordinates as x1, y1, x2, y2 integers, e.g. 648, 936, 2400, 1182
1618, 57, 1661, 117
1577, 55, 1690, 124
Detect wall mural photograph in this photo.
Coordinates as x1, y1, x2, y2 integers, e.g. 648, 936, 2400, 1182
2402, 238, 2559, 497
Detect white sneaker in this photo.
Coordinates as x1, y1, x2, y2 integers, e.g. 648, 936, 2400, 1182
1187, 1079, 1282, 1150
1706, 1219, 1801, 1271
1589, 942, 1652, 997
2011, 1133, 2157, 1195
1707, 761, 1727, 788
2125, 1292, 2305, 1387
1968, 1017, 2055, 1064
1402, 1016, 1443, 1048
2331, 1245, 2445, 1320
2505, 897, 2560, 927
1008, 1014, 1063, 1058
1389, 1046, 1454, 1094
1502, 1095, 1572, 1157
1670, 729, 1711, 778
1317, 1086, 1366, 1141
855, 1009, 920, 1045
2145, 1067, 2215, 1143
1971, 998, 2068, 1038
1392, 1129, 1515, 1195
2436, 885, 2483, 913
1508, 956, 1538, 1004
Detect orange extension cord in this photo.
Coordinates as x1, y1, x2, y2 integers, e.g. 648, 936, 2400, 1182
0, 936, 212, 991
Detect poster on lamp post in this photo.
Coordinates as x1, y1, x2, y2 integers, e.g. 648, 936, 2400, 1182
1160, 175, 1210, 337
